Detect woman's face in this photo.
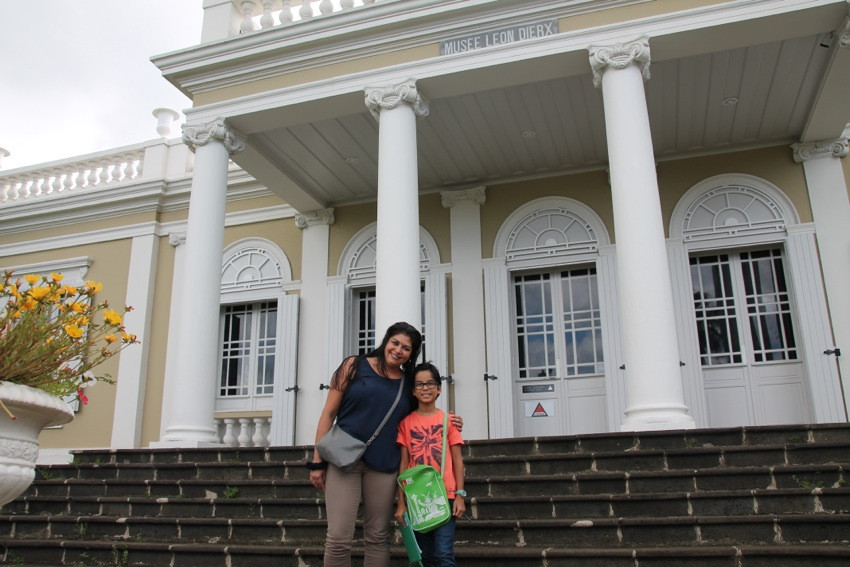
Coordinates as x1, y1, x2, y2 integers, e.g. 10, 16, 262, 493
384, 333, 414, 368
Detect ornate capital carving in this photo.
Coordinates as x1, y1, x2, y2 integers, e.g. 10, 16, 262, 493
441, 187, 486, 209
182, 117, 246, 154
294, 208, 335, 230
791, 138, 849, 163
588, 36, 651, 89
168, 232, 187, 247
364, 79, 430, 121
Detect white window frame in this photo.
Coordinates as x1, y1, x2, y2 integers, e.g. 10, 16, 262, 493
218, 238, 299, 445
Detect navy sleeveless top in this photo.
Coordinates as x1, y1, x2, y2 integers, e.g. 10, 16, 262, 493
335, 358, 413, 473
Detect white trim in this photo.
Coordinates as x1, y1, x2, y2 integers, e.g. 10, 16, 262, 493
482, 258, 514, 438
0, 205, 296, 258
270, 293, 300, 445
220, 237, 293, 298
0, 257, 90, 285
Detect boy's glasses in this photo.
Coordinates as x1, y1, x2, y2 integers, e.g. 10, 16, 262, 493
414, 381, 439, 390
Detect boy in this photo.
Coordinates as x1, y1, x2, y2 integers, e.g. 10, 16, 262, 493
395, 362, 466, 567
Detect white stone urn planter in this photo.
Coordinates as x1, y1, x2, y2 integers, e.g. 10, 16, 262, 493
0, 381, 74, 507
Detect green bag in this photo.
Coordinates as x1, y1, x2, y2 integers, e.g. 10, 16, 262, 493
398, 512, 424, 566
398, 412, 451, 533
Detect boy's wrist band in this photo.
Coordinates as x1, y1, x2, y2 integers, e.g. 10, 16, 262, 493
455, 489, 467, 498
305, 460, 328, 470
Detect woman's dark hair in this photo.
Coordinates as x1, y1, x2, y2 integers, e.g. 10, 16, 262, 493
330, 321, 423, 390
413, 362, 441, 386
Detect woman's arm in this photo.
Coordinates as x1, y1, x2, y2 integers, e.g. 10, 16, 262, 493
308, 358, 354, 490
450, 444, 466, 518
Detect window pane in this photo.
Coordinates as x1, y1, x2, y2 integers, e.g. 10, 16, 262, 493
515, 273, 555, 378
255, 302, 277, 395
741, 249, 797, 362
356, 289, 376, 354
220, 305, 252, 396
560, 267, 604, 376
690, 255, 742, 366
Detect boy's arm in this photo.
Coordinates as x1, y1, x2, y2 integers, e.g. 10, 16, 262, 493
394, 446, 410, 525
450, 444, 466, 518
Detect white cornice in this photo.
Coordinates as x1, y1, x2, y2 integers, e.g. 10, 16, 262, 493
0, 204, 297, 258
182, 0, 846, 126
157, 0, 638, 96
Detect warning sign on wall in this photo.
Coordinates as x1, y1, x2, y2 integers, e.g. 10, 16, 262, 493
524, 400, 555, 418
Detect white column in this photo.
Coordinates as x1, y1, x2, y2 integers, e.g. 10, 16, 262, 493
157, 117, 245, 446
110, 233, 159, 448
158, 232, 187, 438
365, 79, 429, 333
443, 187, 489, 439
792, 136, 850, 417
293, 209, 334, 445
589, 37, 694, 431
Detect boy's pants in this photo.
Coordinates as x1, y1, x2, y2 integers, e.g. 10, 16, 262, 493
415, 511, 456, 567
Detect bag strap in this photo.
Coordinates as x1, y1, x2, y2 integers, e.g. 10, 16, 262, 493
364, 376, 405, 446
439, 411, 448, 475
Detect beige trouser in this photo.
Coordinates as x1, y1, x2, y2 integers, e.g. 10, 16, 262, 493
323, 461, 398, 567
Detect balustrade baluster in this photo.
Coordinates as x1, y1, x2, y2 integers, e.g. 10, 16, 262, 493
279, 0, 293, 24
240, 0, 256, 33
299, 1, 313, 20
97, 162, 109, 185
49, 172, 61, 194
341, 0, 355, 9
222, 418, 238, 446
36, 177, 48, 197
319, 0, 333, 15
260, 0, 274, 28
252, 418, 267, 446
237, 418, 253, 446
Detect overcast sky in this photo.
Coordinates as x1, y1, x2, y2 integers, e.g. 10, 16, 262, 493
0, 1, 205, 171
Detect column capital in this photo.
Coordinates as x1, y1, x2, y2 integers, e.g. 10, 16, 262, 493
791, 137, 849, 163
840, 14, 850, 49
294, 208, 335, 229
168, 231, 187, 247
441, 186, 486, 209
364, 79, 430, 121
588, 36, 651, 89
182, 117, 246, 154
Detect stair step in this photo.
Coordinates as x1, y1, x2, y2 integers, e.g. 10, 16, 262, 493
2, 540, 850, 567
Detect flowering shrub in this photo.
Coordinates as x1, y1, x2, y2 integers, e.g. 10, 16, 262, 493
0, 271, 138, 419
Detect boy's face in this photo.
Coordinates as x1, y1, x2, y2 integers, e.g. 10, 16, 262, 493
413, 370, 441, 404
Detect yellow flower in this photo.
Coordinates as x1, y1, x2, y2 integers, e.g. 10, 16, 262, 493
61, 284, 78, 296
20, 297, 37, 311
104, 334, 118, 344
70, 302, 86, 313
121, 332, 137, 343
50, 273, 64, 283
63, 324, 84, 339
75, 316, 90, 327
85, 281, 103, 293
103, 309, 123, 326
23, 274, 41, 285
28, 286, 51, 300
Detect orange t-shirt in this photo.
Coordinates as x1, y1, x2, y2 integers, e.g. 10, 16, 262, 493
397, 410, 464, 498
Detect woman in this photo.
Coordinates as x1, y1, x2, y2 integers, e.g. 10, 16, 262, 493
308, 322, 460, 566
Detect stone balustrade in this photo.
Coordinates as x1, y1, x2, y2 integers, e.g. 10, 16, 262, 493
215, 416, 273, 447
0, 148, 146, 203
236, 0, 383, 35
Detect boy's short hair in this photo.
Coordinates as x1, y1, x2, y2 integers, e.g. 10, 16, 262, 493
413, 361, 441, 386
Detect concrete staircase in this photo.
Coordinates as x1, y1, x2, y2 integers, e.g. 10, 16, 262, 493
1, 423, 849, 566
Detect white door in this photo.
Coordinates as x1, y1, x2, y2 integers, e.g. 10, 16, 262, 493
513, 266, 608, 437
690, 248, 813, 427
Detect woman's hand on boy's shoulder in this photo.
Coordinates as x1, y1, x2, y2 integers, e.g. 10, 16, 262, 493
449, 412, 463, 432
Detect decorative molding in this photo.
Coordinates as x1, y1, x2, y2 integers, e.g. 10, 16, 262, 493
294, 208, 335, 230
338, 222, 440, 281
441, 186, 486, 208
364, 79, 430, 121
791, 138, 849, 162
182, 117, 246, 154
220, 237, 293, 296
588, 36, 651, 88
840, 15, 850, 48
494, 196, 610, 267
0, 257, 90, 286
168, 232, 187, 247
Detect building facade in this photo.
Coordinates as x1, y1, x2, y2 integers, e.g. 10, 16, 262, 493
1, 0, 848, 460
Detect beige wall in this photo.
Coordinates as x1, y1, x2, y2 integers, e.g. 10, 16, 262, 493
4, 239, 134, 449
